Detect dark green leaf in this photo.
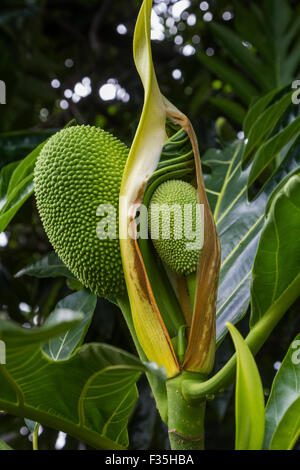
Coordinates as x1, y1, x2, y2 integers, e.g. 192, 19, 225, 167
264, 333, 300, 449
210, 97, 246, 125
42, 290, 97, 361
0, 313, 153, 449
0, 139, 47, 232
0, 130, 55, 170
250, 172, 300, 327
197, 52, 257, 105
243, 88, 283, 137
15, 252, 75, 280
248, 116, 300, 188
0, 161, 19, 209
209, 22, 273, 91
242, 90, 293, 165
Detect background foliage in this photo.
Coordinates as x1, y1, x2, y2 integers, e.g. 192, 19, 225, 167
0, 0, 299, 449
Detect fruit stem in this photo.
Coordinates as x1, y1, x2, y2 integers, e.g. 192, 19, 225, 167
166, 374, 206, 450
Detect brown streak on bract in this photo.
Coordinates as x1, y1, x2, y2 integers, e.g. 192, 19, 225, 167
130, 190, 179, 369
165, 106, 221, 373
176, 277, 192, 327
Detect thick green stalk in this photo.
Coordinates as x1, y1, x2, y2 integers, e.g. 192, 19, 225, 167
166, 374, 206, 450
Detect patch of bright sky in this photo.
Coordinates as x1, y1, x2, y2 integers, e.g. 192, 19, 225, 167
19, 302, 31, 313
0, 232, 8, 247
56, 1, 224, 110
116, 24, 127, 35
55, 432, 67, 450
67, 77, 92, 105
273, 361, 281, 371
174, 35, 183, 45
151, 0, 193, 41
20, 426, 29, 436
181, 44, 196, 56
51, 79, 60, 89
64, 89, 72, 99
187, 13, 196, 26
172, 68, 182, 80
60, 99, 69, 110
99, 79, 130, 103
151, 8, 165, 40
200, 2, 209, 11
223, 11, 233, 21
172, 0, 191, 20
203, 12, 213, 22
64, 58, 74, 68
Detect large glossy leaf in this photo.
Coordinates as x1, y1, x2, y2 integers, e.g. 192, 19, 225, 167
264, 333, 300, 450
227, 323, 265, 450
202, 137, 300, 344
42, 290, 97, 361
0, 312, 156, 449
250, 172, 300, 327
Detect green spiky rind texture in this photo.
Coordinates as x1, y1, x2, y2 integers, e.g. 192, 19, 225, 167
34, 125, 128, 297
149, 179, 201, 276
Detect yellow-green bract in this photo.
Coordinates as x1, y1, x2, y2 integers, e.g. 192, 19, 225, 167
34, 125, 128, 297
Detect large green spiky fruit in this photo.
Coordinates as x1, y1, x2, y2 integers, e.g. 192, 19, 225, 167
34, 125, 128, 297
148, 179, 202, 276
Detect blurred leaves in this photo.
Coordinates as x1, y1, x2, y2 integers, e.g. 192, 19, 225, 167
198, 0, 300, 123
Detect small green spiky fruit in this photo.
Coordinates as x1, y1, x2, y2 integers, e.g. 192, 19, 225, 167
34, 125, 128, 297
148, 179, 202, 276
